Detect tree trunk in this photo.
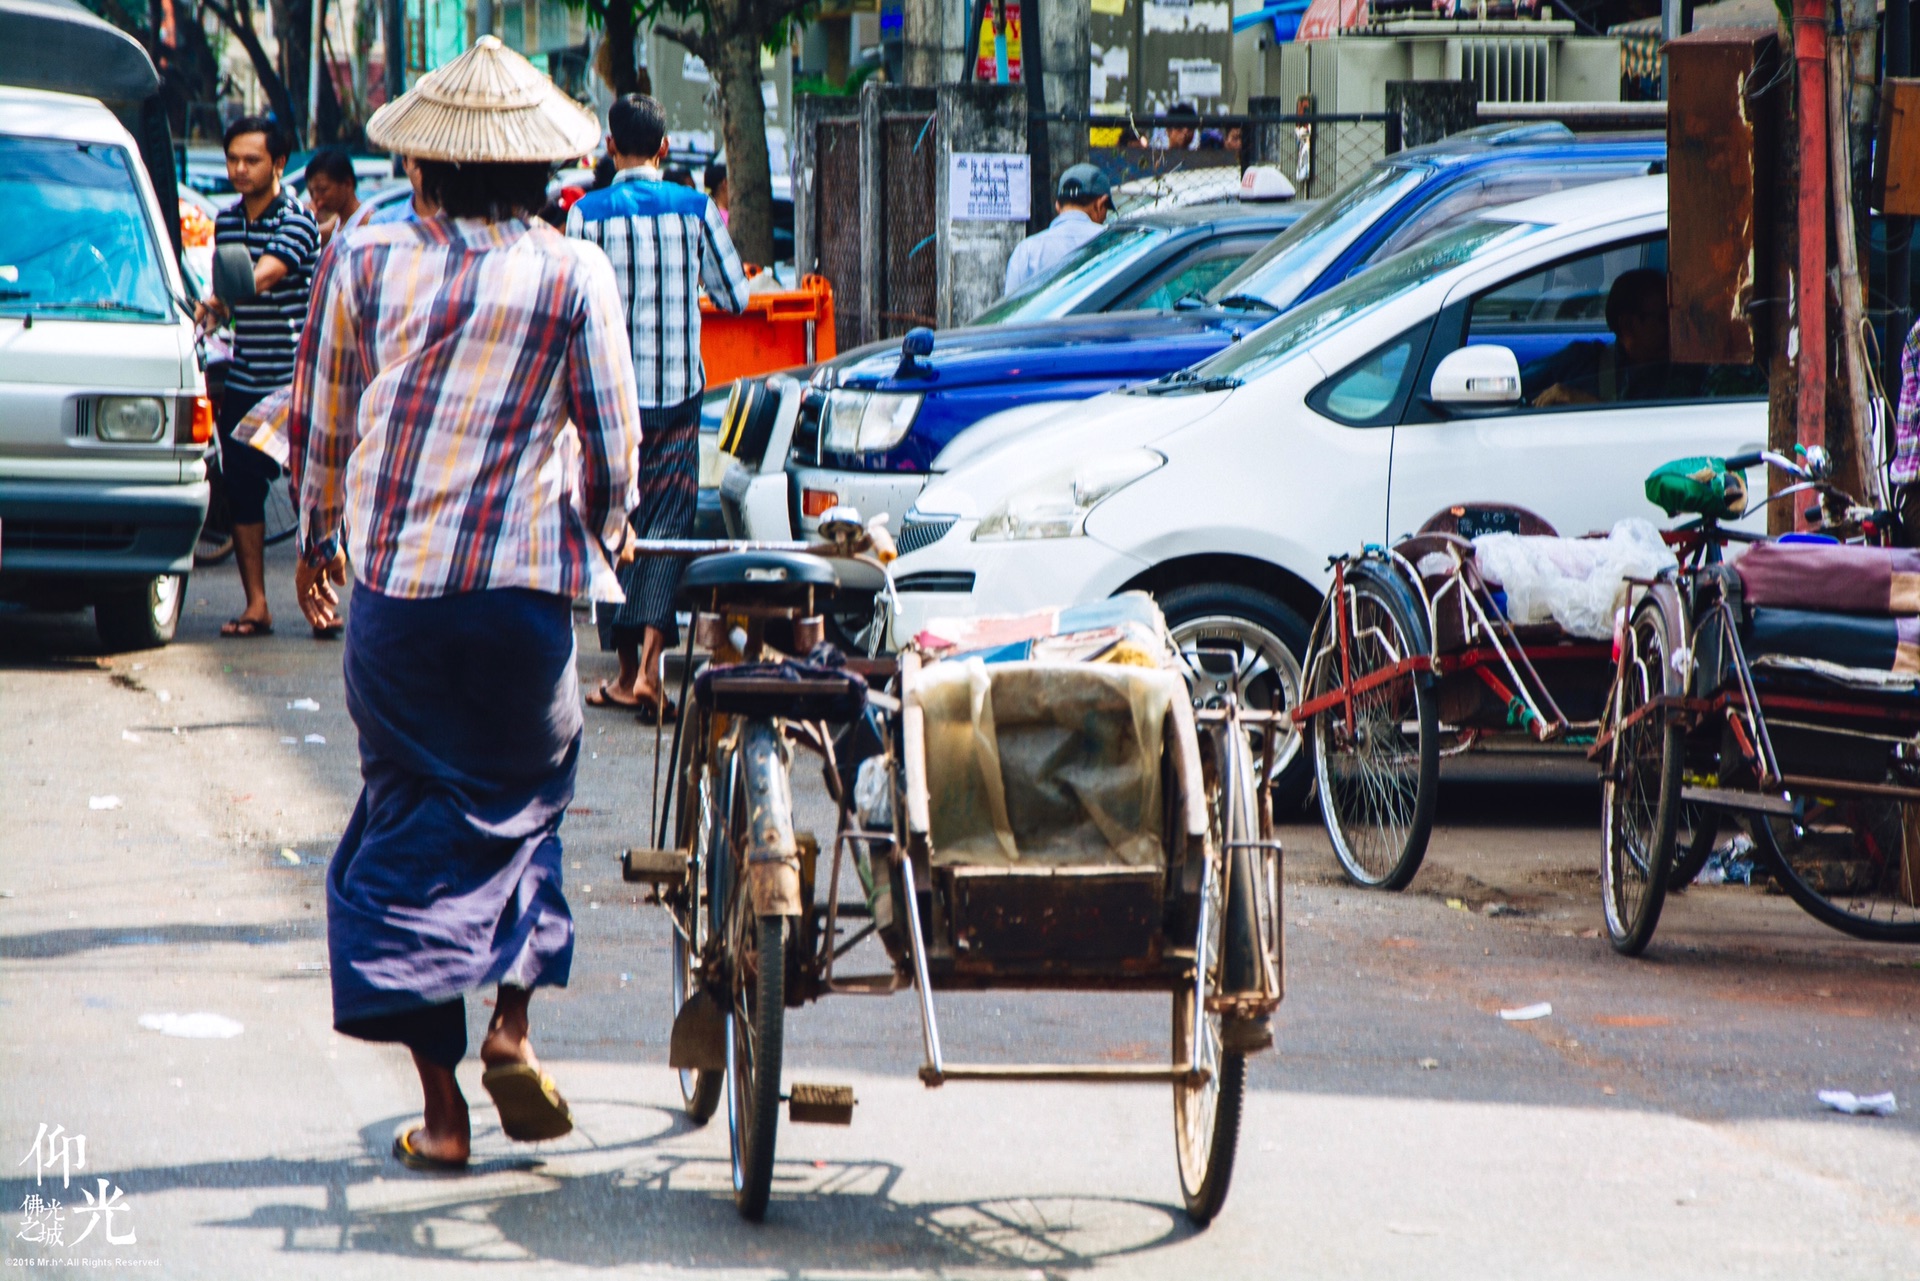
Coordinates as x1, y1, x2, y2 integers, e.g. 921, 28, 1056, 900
202, 0, 301, 134
601, 2, 640, 95
714, 28, 773, 265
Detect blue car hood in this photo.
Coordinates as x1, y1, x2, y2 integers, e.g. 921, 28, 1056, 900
833, 309, 1253, 393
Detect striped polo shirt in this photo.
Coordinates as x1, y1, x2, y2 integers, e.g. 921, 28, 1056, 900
215, 189, 320, 398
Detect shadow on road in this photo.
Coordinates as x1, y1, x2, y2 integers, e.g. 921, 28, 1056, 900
6, 1098, 1195, 1275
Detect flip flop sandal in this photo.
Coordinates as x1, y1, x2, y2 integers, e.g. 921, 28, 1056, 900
391, 1127, 468, 1173
584, 680, 642, 710
311, 621, 344, 641
220, 617, 275, 638
635, 697, 679, 726
480, 1063, 574, 1142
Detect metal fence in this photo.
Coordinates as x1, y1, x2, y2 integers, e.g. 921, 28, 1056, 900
1082, 110, 1395, 208
877, 111, 940, 337
814, 118, 864, 354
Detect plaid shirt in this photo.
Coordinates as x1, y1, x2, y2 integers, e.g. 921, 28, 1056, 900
565, 167, 751, 408
283, 217, 643, 603
1897, 319, 1920, 485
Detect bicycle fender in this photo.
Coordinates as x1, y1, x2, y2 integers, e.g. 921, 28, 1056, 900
742, 719, 804, 917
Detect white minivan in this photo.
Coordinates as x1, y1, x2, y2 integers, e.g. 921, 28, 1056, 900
0, 86, 211, 648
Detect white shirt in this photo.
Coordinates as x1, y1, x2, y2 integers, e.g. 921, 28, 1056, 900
1002, 209, 1107, 297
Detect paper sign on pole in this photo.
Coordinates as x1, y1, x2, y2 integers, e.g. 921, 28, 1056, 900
949, 152, 1032, 221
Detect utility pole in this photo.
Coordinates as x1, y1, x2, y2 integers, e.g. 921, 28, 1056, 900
1889, 0, 1912, 401
307, 0, 325, 146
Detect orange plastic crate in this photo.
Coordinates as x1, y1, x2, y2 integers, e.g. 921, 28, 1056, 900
699, 273, 838, 387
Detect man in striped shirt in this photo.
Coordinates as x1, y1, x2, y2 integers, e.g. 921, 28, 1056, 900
566, 94, 750, 717
204, 115, 320, 638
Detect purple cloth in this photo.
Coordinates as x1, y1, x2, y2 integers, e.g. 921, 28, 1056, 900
328, 584, 580, 1031
1895, 318, 1920, 485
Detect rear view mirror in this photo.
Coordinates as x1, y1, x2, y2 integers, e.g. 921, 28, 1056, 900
211, 244, 256, 306
1429, 345, 1521, 406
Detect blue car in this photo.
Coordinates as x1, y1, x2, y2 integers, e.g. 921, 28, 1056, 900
727, 122, 1664, 542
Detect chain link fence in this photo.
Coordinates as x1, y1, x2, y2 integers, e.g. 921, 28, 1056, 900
813, 117, 864, 355
878, 112, 940, 337
1084, 110, 1395, 212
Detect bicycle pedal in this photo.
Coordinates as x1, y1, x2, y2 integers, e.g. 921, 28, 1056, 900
788, 1082, 856, 1125
622, 847, 689, 885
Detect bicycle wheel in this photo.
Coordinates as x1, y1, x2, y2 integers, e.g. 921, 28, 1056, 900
1667, 805, 1719, 892
669, 708, 723, 1122
1309, 560, 1438, 891
195, 468, 235, 566
1600, 598, 1681, 955
728, 912, 786, 1221
1173, 722, 1252, 1226
262, 474, 299, 546
1752, 795, 1920, 942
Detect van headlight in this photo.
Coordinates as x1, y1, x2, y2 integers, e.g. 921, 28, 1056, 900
973, 449, 1165, 541
822, 390, 922, 454
95, 396, 167, 443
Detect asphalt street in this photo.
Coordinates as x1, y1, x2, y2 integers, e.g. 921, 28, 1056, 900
4, 543, 1920, 1278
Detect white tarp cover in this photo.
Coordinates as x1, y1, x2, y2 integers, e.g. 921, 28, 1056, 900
911, 659, 1181, 868
1466, 519, 1676, 641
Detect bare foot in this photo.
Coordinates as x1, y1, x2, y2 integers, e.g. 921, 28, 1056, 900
406, 1052, 471, 1165
480, 985, 541, 1073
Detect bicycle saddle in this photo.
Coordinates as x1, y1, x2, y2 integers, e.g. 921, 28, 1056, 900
679, 551, 840, 609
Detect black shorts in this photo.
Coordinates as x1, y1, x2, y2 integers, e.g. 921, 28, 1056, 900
216, 387, 283, 526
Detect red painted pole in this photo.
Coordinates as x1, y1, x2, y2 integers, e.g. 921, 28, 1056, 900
1794, 0, 1829, 475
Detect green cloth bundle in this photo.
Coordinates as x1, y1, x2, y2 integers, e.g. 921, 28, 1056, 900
1645, 456, 1749, 519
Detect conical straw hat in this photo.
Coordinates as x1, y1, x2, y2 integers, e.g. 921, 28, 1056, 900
366, 36, 600, 164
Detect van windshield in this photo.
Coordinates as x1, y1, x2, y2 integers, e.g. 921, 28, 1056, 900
0, 136, 173, 322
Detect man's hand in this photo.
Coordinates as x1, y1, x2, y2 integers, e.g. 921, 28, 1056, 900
194, 298, 228, 329
294, 551, 349, 631
1533, 382, 1598, 408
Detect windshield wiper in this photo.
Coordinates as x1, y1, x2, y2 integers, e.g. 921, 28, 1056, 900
1135, 369, 1243, 396
1171, 290, 1209, 310
1213, 293, 1279, 315
22, 299, 166, 317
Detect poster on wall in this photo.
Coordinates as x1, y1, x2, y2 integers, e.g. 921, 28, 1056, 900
949, 152, 1032, 221
974, 1, 1023, 82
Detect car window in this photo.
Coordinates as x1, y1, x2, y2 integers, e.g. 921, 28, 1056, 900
968, 222, 1174, 325
0, 136, 174, 323
1111, 236, 1269, 311
1183, 218, 1539, 386
1449, 235, 1765, 411
1368, 164, 1653, 262
1309, 325, 1428, 427
1203, 163, 1429, 313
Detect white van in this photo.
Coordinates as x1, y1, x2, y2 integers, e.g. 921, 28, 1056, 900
0, 85, 210, 648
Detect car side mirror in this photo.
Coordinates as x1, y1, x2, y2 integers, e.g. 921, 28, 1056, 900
895, 326, 936, 379
1428, 344, 1522, 406
212, 244, 256, 306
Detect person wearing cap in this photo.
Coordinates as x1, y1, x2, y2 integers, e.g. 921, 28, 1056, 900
282, 35, 644, 1173
1002, 163, 1113, 297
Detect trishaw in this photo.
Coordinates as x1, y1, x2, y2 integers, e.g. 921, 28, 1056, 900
1591, 449, 1920, 953
1290, 502, 1654, 892
620, 515, 1285, 1224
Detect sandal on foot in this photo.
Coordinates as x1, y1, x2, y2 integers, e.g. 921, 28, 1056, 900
480, 1063, 574, 1142
392, 1127, 468, 1172
220, 617, 274, 638
311, 621, 344, 641
634, 696, 678, 726
584, 680, 642, 710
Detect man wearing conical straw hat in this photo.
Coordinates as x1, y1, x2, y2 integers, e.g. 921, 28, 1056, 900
283, 36, 643, 1172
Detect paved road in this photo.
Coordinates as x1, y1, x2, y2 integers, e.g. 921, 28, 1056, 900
4, 547, 1920, 1278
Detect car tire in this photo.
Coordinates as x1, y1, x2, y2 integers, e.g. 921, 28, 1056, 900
95, 573, 186, 652
1156, 582, 1314, 816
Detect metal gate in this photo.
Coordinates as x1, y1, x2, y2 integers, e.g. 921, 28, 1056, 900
814, 118, 863, 355
878, 111, 939, 339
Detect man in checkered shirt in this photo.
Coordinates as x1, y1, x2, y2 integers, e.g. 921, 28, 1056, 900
567, 94, 750, 718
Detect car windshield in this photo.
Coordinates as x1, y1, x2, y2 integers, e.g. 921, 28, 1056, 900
1186, 217, 1540, 385
0, 136, 173, 322
1202, 163, 1428, 314
969, 222, 1174, 325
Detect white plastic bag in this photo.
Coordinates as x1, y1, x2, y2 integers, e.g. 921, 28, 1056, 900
1472, 520, 1674, 640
